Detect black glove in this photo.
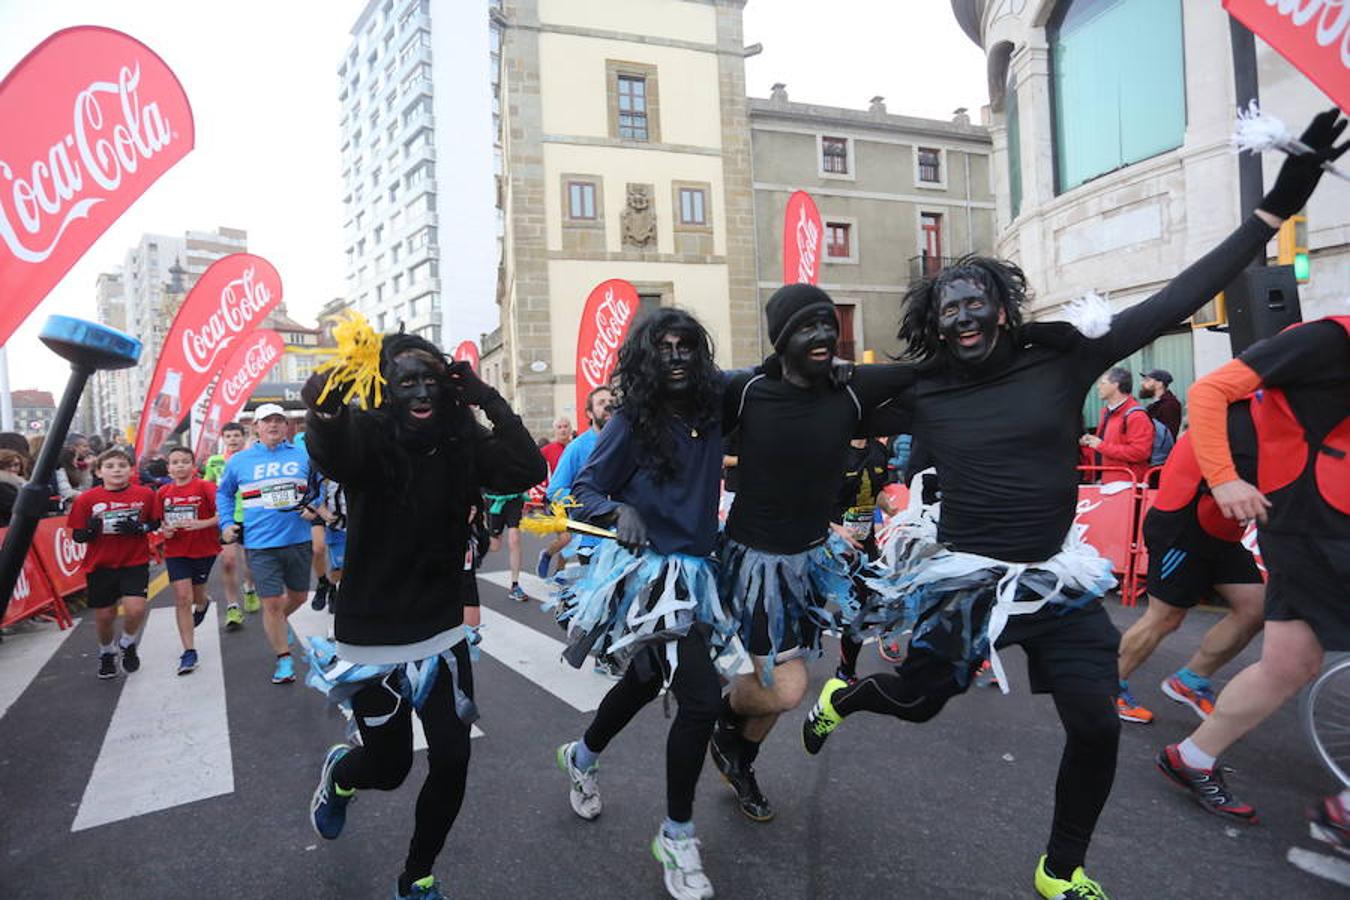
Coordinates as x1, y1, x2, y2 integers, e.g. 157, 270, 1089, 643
301, 371, 344, 416
111, 517, 145, 536
1260, 107, 1348, 220
613, 504, 648, 551
447, 360, 503, 409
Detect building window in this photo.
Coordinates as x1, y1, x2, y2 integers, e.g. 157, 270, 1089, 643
835, 303, 857, 361
919, 212, 943, 276
821, 137, 849, 175
917, 147, 941, 184
1050, 0, 1185, 193
617, 75, 648, 140
568, 181, 597, 220
678, 187, 706, 225
825, 222, 851, 258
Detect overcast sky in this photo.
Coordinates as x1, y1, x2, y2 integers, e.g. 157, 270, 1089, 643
0, 0, 987, 397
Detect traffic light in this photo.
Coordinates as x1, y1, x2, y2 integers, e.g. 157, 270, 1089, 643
1277, 214, 1309, 283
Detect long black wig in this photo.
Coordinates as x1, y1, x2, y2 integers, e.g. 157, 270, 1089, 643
611, 307, 720, 481
897, 255, 1030, 363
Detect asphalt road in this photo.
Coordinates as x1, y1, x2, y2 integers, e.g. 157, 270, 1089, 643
1, 535, 1345, 899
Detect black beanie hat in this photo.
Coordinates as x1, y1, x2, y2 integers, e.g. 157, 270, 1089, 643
765, 283, 835, 350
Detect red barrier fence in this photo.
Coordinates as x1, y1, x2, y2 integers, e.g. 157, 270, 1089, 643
1, 517, 80, 629
1074, 466, 1148, 606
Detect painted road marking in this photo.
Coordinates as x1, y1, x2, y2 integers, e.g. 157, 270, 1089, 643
72, 604, 231, 831
288, 600, 483, 747
0, 618, 78, 721
1287, 844, 1350, 888
476, 570, 613, 712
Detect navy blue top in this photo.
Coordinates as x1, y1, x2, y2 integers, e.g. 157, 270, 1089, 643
572, 408, 724, 557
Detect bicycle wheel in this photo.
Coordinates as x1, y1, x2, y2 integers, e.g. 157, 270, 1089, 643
1303, 655, 1350, 788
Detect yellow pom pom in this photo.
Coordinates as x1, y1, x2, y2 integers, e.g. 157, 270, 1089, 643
315, 311, 386, 409
519, 497, 619, 540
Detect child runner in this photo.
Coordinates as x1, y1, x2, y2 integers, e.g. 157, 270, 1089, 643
159, 446, 221, 675
69, 448, 161, 679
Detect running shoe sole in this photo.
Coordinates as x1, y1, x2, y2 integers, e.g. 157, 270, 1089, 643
1161, 677, 1212, 720
1116, 707, 1154, 724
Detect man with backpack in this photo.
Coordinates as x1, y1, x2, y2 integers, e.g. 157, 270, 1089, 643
1140, 368, 1182, 438
1081, 367, 1172, 479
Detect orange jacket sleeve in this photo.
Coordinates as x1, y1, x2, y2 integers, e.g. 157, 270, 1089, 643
1188, 358, 1262, 487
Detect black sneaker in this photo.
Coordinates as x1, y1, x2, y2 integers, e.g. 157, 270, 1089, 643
311, 577, 331, 611
97, 652, 119, 679
709, 723, 774, 822
1156, 744, 1257, 823
192, 596, 212, 627
121, 642, 141, 673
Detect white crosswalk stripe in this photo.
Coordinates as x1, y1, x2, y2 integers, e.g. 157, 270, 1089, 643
72, 604, 232, 832
0, 617, 77, 720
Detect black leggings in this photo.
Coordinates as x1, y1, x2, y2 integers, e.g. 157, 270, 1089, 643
583, 628, 721, 823
833, 658, 1118, 874
333, 648, 474, 882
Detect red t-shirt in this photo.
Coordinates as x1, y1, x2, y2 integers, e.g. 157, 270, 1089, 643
67, 484, 161, 571
540, 440, 567, 473
158, 478, 221, 559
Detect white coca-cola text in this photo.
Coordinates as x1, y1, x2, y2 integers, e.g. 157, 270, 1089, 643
220, 339, 279, 406
13, 568, 30, 602
1265, 0, 1350, 67
0, 63, 174, 264
794, 204, 820, 283
52, 526, 86, 578
579, 287, 633, 388
181, 266, 274, 374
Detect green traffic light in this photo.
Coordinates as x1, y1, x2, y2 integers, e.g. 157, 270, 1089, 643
1294, 252, 1310, 282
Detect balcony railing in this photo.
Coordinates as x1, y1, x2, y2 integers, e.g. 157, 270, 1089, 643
908, 254, 958, 282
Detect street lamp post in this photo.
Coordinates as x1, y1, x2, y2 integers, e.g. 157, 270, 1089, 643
0, 317, 141, 626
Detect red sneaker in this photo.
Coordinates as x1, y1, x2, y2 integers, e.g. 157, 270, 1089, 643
1156, 743, 1257, 823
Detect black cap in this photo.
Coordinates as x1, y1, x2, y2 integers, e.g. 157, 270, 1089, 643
1141, 369, 1173, 385
765, 283, 835, 350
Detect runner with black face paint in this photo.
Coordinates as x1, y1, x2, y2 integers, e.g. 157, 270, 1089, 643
711, 283, 910, 823
548, 309, 733, 900
301, 331, 546, 900
801, 109, 1347, 900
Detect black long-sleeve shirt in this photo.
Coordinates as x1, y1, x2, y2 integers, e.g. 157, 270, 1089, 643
305, 399, 546, 646
870, 214, 1277, 563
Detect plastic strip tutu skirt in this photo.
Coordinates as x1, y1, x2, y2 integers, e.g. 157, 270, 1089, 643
856, 492, 1117, 694
720, 531, 866, 684
545, 540, 736, 680
304, 635, 479, 725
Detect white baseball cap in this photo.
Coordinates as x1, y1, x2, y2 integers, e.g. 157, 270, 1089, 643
253, 403, 287, 421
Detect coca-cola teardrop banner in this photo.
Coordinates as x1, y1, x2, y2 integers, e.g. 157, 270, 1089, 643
191, 329, 285, 461
574, 278, 637, 430
0, 27, 194, 348
1224, 0, 1349, 111
453, 339, 480, 373
135, 253, 283, 459
782, 190, 822, 286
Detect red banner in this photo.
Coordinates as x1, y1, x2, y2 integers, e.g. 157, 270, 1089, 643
574, 278, 637, 429
782, 190, 823, 285
453, 339, 480, 373
0, 27, 194, 348
192, 329, 285, 460
135, 253, 283, 460
0, 525, 62, 628
1224, 0, 1350, 111
31, 516, 88, 596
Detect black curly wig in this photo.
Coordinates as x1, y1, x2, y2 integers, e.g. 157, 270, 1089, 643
897, 255, 1029, 363
611, 308, 719, 481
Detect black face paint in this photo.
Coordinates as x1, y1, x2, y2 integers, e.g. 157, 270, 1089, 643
388, 354, 447, 429
937, 278, 1002, 365
781, 313, 838, 384
656, 331, 696, 395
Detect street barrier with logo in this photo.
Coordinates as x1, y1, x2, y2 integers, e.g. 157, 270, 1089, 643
31, 516, 88, 596
0, 523, 72, 628
1074, 466, 1145, 605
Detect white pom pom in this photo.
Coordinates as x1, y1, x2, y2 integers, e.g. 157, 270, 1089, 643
1062, 290, 1113, 339
1232, 100, 1295, 155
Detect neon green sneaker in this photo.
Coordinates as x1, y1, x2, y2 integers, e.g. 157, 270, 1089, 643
1035, 855, 1110, 899
224, 604, 245, 631
243, 586, 261, 614
802, 677, 848, 755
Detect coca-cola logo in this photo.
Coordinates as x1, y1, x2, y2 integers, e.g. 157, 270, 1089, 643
579, 287, 632, 388
52, 526, 86, 577
1263, 1, 1350, 65
795, 204, 820, 283
182, 266, 274, 374
0, 62, 174, 265
219, 337, 278, 406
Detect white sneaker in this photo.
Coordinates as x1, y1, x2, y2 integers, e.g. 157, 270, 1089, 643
555, 741, 601, 820
651, 829, 714, 900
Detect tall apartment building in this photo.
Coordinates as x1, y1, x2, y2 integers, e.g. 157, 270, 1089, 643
751, 89, 995, 361
90, 227, 247, 438
497, 0, 761, 434
338, 0, 498, 352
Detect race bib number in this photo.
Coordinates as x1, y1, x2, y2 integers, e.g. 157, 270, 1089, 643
101, 508, 140, 531
261, 483, 299, 510
164, 504, 195, 527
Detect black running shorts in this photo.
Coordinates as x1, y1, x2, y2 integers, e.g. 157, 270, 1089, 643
86, 564, 150, 609
1144, 515, 1262, 609
488, 497, 524, 536
1260, 531, 1350, 651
